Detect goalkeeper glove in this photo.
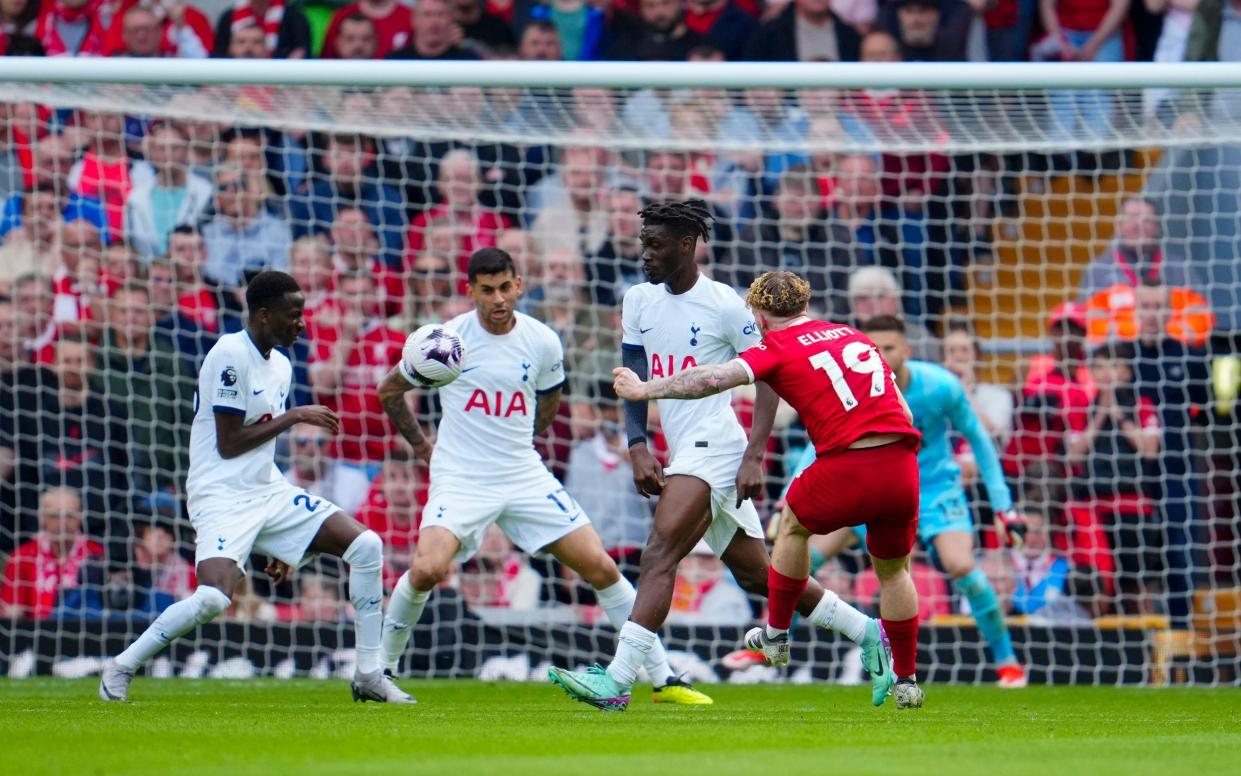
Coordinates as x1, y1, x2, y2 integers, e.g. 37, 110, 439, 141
996, 509, 1027, 549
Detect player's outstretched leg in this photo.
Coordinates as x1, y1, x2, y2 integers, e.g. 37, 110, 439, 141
721, 520, 886, 691
100, 559, 237, 701
872, 554, 922, 709
935, 531, 1026, 689
380, 527, 457, 680
549, 477, 714, 712
547, 526, 712, 706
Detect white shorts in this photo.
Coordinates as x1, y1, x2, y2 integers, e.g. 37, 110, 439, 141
422, 466, 591, 563
664, 450, 764, 557
190, 482, 339, 570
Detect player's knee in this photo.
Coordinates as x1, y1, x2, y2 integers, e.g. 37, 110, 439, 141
191, 585, 231, 625
732, 567, 768, 596
778, 509, 809, 539
342, 530, 384, 572
581, 552, 621, 589
872, 555, 910, 582
409, 563, 447, 592
940, 555, 974, 580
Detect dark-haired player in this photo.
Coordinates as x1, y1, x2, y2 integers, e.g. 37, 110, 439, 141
376, 248, 711, 706
549, 205, 893, 712
100, 271, 412, 703
609, 269, 928, 709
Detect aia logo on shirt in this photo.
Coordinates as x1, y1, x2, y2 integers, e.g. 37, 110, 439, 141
464, 390, 529, 417
650, 354, 698, 378
220, 367, 238, 386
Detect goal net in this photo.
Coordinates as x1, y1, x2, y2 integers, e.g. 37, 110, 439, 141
0, 61, 1237, 687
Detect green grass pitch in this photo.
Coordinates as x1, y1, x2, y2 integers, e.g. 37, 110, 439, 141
3, 679, 1237, 775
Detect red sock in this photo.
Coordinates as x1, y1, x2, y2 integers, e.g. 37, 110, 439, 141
766, 568, 808, 631
882, 616, 919, 679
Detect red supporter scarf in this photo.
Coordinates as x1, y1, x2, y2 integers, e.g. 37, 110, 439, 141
231, 0, 284, 55
1115, 248, 1162, 287
37, 0, 108, 56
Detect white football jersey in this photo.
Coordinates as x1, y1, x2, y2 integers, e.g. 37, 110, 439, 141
622, 275, 761, 456
186, 331, 292, 504
400, 310, 565, 481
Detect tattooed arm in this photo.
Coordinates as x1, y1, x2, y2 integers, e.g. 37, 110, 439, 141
613, 360, 752, 401
534, 385, 563, 435
377, 366, 434, 464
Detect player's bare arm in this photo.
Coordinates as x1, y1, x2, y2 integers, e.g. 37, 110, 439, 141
613, 360, 751, 401
214, 405, 338, 460
534, 386, 562, 435
377, 366, 433, 464
736, 381, 777, 507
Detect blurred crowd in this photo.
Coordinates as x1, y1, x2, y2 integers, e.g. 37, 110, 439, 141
0, 0, 1238, 635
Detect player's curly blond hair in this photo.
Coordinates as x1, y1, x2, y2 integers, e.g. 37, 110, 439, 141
745, 271, 811, 318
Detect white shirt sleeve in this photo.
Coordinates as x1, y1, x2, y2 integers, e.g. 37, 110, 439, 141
536, 329, 566, 394
203, 344, 248, 416
722, 294, 762, 355
621, 286, 644, 348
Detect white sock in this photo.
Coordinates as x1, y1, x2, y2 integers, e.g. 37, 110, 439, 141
607, 621, 656, 689
807, 589, 870, 645
115, 586, 230, 671
382, 571, 431, 674
765, 624, 789, 639
594, 577, 675, 687
343, 531, 384, 675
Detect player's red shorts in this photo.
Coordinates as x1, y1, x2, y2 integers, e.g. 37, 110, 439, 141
785, 437, 920, 560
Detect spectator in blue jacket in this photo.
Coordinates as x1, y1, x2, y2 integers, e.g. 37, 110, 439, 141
1008, 510, 1096, 622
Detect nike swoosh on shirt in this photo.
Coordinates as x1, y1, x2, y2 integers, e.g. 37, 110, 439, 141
252, 389, 264, 395
461, 366, 480, 373
640, 327, 654, 334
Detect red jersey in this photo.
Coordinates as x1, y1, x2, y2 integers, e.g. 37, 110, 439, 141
73, 152, 131, 238
52, 266, 91, 325
1004, 358, 1094, 477
737, 319, 919, 456
319, 1, 412, 59
314, 320, 406, 461
355, 478, 425, 589
0, 534, 103, 619
178, 288, 222, 333
1056, 0, 1111, 32
405, 206, 510, 295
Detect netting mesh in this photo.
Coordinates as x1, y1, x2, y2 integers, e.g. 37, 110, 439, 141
0, 76, 1238, 686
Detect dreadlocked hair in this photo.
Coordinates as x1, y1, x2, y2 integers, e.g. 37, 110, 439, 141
746, 271, 811, 318
638, 198, 713, 242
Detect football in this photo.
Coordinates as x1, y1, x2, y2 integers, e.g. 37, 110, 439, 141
401, 324, 466, 388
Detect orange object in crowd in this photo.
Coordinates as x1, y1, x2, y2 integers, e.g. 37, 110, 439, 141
1083, 284, 1216, 347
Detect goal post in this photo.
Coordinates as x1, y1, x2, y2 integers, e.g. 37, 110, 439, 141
0, 59, 1236, 687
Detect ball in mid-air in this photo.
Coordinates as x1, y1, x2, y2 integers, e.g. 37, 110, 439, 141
402, 324, 466, 388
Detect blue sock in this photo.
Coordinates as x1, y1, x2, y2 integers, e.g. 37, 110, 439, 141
955, 568, 1016, 665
